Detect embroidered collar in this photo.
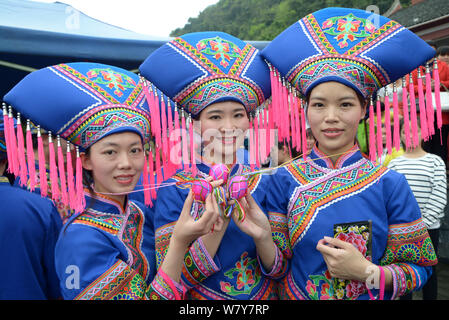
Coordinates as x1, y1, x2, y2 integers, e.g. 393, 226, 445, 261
309, 144, 362, 169
84, 188, 127, 215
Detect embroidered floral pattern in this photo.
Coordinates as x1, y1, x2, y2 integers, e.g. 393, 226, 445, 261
196, 36, 243, 68
220, 252, 261, 296
86, 68, 136, 97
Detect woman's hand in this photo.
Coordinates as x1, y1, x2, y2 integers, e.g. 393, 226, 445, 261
232, 194, 276, 271
316, 236, 375, 282
231, 194, 271, 243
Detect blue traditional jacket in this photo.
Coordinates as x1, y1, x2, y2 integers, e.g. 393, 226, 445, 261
266, 145, 437, 300
154, 161, 286, 300
0, 175, 62, 299
55, 190, 184, 300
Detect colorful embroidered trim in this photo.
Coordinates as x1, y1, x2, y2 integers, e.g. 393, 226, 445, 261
286, 159, 387, 247
75, 260, 146, 300
380, 219, 438, 266
182, 238, 220, 289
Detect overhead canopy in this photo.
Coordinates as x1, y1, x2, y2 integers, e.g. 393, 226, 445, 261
0, 0, 268, 99
0, 0, 170, 99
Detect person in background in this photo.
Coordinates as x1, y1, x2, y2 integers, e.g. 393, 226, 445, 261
437, 45, 449, 68
388, 118, 447, 300
306, 128, 316, 155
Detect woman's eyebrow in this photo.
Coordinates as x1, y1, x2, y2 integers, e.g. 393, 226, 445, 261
206, 109, 224, 114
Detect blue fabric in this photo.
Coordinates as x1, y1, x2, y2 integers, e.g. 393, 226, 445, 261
265, 146, 434, 300
0, 176, 62, 299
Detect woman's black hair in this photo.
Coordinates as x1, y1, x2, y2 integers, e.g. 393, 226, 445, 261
277, 138, 301, 158
437, 45, 449, 56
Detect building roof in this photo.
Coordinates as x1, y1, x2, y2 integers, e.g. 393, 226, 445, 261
389, 0, 449, 28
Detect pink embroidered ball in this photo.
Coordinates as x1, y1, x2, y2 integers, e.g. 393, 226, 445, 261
227, 175, 248, 200
209, 164, 229, 184
192, 179, 213, 202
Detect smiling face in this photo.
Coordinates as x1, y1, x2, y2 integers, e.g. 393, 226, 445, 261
81, 131, 144, 206
306, 81, 366, 162
197, 100, 249, 164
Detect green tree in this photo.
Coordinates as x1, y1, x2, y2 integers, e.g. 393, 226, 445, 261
170, 0, 411, 40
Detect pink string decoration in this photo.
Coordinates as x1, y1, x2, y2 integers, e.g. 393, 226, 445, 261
425, 65, 435, 136
173, 104, 182, 170
368, 99, 376, 162
417, 68, 429, 141
180, 109, 190, 172
8, 108, 19, 176
148, 147, 156, 200
409, 73, 420, 148
48, 132, 60, 201
66, 142, 76, 211
392, 84, 401, 151
142, 154, 152, 207
57, 136, 68, 206
384, 94, 392, 154
401, 77, 411, 150
300, 100, 307, 159
433, 60, 443, 142
25, 120, 37, 191
376, 97, 383, 159
166, 99, 175, 178
75, 147, 85, 213
15, 114, 28, 186
254, 110, 260, 168
188, 115, 197, 177
36, 126, 48, 197
3, 106, 14, 175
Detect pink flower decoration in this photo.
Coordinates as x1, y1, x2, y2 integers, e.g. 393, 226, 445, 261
365, 21, 376, 33
345, 280, 365, 299
86, 70, 97, 78
322, 19, 334, 29
196, 41, 207, 51
336, 231, 367, 256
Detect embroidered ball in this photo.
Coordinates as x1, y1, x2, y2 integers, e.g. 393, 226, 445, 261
192, 179, 213, 202
209, 164, 229, 184
227, 175, 248, 200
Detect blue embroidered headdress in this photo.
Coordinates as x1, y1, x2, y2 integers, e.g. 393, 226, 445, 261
2, 62, 156, 211
139, 31, 271, 116
139, 31, 273, 170
261, 7, 441, 161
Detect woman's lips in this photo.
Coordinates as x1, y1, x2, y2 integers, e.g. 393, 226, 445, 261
322, 128, 344, 138
220, 136, 237, 145
114, 174, 134, 185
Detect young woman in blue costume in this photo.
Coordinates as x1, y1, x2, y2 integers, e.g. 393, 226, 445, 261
3, 62, 220, 300
139, 32, 287, 300
260, 7, 439, 300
